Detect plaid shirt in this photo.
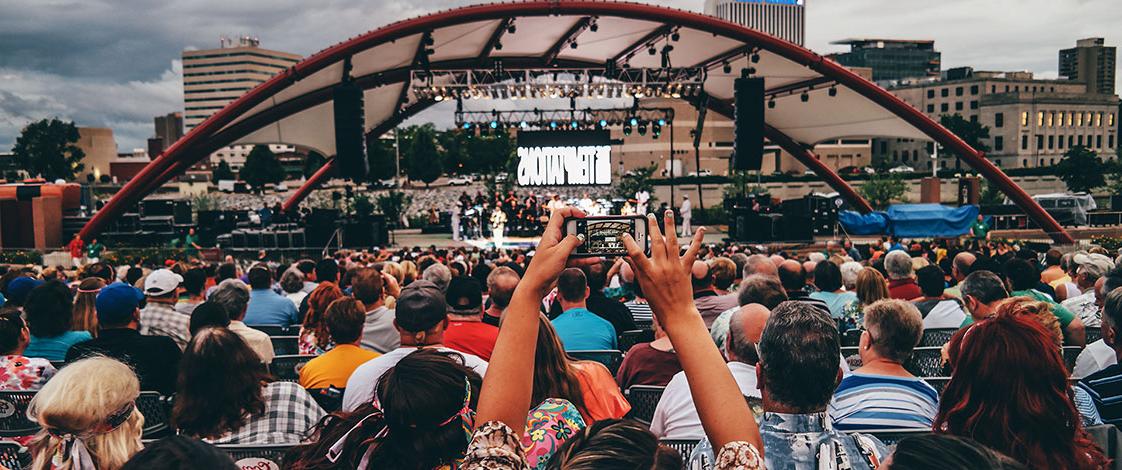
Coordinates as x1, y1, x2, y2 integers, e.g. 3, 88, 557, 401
139, 301, 190, 350
206, 381, 326, 445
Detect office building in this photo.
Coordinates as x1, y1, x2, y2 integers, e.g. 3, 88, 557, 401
75, 127, 119, 182
829, 39, 941, 84
882, 68, 1118, 170
148, 112, 184, 158
182, 36, 302, 130
1060, 38, 1117, 95
704, 0, 805, 46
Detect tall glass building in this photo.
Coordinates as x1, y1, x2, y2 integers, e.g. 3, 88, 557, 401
704, 0, 805, 46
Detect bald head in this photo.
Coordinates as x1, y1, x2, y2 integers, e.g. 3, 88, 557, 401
778, 260, 806, 292
728, 304, 771, 364
802, 261, 817, 278
691, 260, 713, 291
485, 266, 521, 309
745, 254, 778, 278
952, 252, 977, 281
770, 255, 785, 267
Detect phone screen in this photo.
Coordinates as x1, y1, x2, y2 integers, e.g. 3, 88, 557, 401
575, 218, 634, 256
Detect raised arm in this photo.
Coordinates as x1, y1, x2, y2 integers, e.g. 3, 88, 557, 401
473, 207, 594, 434
622, 211, 763, 453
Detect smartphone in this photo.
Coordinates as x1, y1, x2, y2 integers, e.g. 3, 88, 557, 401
563, 215, 650, 257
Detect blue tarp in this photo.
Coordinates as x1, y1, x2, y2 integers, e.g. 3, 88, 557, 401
838, 204, 979, 238
886, 204, 979, 238
838, 211, 889, 235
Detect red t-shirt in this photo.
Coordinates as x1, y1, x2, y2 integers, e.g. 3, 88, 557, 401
67, 239, 84, 258
444, 319, 499, 361
615, 342, 683, 390
888, 278, 923, 301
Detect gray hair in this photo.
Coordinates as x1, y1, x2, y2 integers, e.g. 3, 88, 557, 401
862, 299, 923, 363
743, 254, 778, 279
728, 308, 759, 365
730, 253, 750, 279
279, 268, 305, 294
1104, 287, 1122, 329
758, 301, 841, 412
884, 250, 914, 280
422, 263, 453, 292
736, 274, 788, 309
209, 279, 250, 320
959, 270, 1008, 305
840, 261, 862, 290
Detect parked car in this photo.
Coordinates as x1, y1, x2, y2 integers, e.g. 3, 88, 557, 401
888, 165, 914, 174
687, 169, 713, 177
447, 175, 473, 186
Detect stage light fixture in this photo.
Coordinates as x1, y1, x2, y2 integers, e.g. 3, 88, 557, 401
722, 61, 732, 74
751, 53, 760, 63
801, 92, 809, 102
768, 99, 776, 109
550, 121, 559, 129
630, 117, 639, 126
671, 31, 681, 42
507, 23, 516, 34
658, 119, 666, 126
462, 122, 472, 130
495, 42, 503, 50
828, 86, 838, 97
490, 120, 499, 129
570, 40, 578, 49
589, 20, 599, 32
652, 121, 662, 138
637, 120, 648, 136
623, 122, 633, 135
648, 45, 657, 55
520, 121, 529, 129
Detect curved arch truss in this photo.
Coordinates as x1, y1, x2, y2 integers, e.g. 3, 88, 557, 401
80, 1, 1072, 244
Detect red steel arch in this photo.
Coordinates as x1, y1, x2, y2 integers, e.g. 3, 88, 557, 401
80, 1, 1073, 243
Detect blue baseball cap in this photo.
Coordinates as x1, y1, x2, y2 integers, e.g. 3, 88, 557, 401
5, 277, 43, 306
96, 283, 144, 325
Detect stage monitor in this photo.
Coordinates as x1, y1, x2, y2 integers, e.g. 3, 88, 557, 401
516, 130, 612, 186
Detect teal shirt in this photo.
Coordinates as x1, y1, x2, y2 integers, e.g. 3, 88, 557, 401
1011, 289, 1076, 328
25, 331, 93, 361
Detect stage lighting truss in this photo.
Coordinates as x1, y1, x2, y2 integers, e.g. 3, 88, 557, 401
412, 67, 705, 102
455, 107, 674, 134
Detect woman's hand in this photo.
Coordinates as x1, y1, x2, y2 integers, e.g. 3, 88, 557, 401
381, 271, 401, 299
622, 210, 704, 328
519, 207, 598, 297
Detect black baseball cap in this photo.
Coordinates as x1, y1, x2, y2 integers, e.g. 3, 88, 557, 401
395, 280, 448, 332
445, 276, 483, 314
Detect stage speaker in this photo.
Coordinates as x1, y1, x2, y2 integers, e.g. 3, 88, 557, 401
333, 80, 367, 181
261, 231, 278, 249
173, 200, 192, 225
781, 215, 813, 241
733, 77, 765, 171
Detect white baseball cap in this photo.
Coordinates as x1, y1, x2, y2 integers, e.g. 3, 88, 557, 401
144, 269, 183, 297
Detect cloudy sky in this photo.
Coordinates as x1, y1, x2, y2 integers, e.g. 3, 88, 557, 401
1, 0, 1119, 152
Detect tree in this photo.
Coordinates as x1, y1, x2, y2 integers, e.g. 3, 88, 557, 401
439, 130, 471, 174
615, 163, 659, 207
239, 145, 285, 189
303, 151, 328, 179
212, 159, 235, 183
406, 124, 443, 187
366, 136, 397, 181
1054, 145, 1106, 193
859, 174, 908, 210
12, 118, 86, 181
377, 190, 412, 228
940, 114, 991, 153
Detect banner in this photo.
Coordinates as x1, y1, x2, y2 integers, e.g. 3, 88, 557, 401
516, 130, 612, 186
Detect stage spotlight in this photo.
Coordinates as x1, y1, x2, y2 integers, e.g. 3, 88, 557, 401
570, 40, 578, 49
828, 86, 838, 97
599, 119, 609, 128
722, 61, 732, 74
629, 117, 639, 126
652, 121, 662, 137
648, 45, 657, 55
671, 31, 681, 41
495, 42, 503, 51
550, 121, 559, 129
589, 21, 598, 32
768, 99, 776, 109
623, 122, 633, 135
519, 121, 529, 129
751, 52, 760, 63
490, 120, 499, 129
462, 122, 472, 130
801, 92, 809, 102
637, 120, 648, 136
570, 121, 579, 129
507, 23, 516, 34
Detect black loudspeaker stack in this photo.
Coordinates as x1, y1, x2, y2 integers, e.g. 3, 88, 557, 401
342, 215, 388, 248
333, 80, 368, 180
733, 77, 765, 171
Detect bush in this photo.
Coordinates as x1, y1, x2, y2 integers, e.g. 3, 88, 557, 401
0, 250, 43, 265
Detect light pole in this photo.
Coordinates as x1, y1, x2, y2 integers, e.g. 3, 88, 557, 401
931, 142, 939, 178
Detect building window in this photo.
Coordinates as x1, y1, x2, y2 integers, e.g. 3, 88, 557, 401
1078, 113, 1085, 126
1059, 135, 1065, 149
927, 104, 935, 113
1048, 135, 1054, 149
970, 115, 978, 123
995, 159, 1001, 166
927, 89, 935, 99
1096, 112, 1103, 127
955, 102, 964, 111
941, 88, 949, 97
955, 86, 964, 96
1058, 112, 1065, 127
1111, 135, 1116, 149
971, 85, 979, 94
1050, 158, 1055, 165
994, 135, 1004, 151
1067, 112, 1074, 126
1038, 112, 1044, 127
1086, 112, 1093, 126
1078, 135, 1084, 146
995, 113, 1004, 128
1036, 135, 1044, 149
991, 85, 997, 93
1110, 113, 1116, 127
1021, 135, 1029, 150
1021, 112, 1029, 126
893, 151, 899, 161
969, 100, 979, 110
1069, 135, 1074, 147
1023, 159, 1028, 167
1097, 135, 1103, 149
1005, 85, 1010, 92
941, 103, 949, 112
1048, 112, 1055, 127
1015, 86, 1020, 92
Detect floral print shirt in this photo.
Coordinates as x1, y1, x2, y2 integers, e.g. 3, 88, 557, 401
0, 355, 55, 391
520, 399, 585, 470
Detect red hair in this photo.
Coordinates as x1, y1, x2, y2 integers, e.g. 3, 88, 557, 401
304, 282, 344, 350
935, 311, 1107, 469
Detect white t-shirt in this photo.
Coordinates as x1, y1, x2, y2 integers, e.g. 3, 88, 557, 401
650, 362, 759, 439
1074, 339, 1116, 378
1062, 291, 1100, 328
922, 299, 968, 329
342, 346, 488, 412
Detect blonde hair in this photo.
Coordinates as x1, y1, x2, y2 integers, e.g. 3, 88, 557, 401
855, 268, 890, 307
29, 357, 144, 470
382, 262, 403, 284
399, 261, 419, 285
73, 278, 106, 339
998, 297, 1062, 348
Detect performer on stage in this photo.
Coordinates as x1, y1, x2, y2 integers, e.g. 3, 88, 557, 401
635, 189, 650, 215
490, 208, 507, 249
679, 194, 693, 237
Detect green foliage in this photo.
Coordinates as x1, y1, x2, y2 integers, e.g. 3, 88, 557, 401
615, 164, 659, 207
406, 125, 443, 186
212, 159, 235, 183
365, 137, 396, 181
0, 250, 42, 265
1054, 146, 1106, 193
12, 118, 86, 181
940, 114, 991, 152
723, 171, 770, 202
352, 193, 375, 217
193, 193, 219, 212
979, 178, 1005, 205
859, 174, 909, 210
239, 145, 285, 189
377, 191, 412, 227
303, 151, 329, 179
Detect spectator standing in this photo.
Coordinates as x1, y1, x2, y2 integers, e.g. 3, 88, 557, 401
550, 268, 617, 351
173, 327, 325, 444
829, 300, 938, 431
913, 265, 968, 329
885, 250, 922, 300
138, 268, 190, 350
299, 298, 379, 390
443, 277, 499, 361
208, 279, 275, 363
23, 280, 91, 361
244, 265, 299, 326
342, 280, 488, 412
67, 282, 182, 394
350, 268, 400, 354
72, 277, 105, 338
85, 237, 105, 264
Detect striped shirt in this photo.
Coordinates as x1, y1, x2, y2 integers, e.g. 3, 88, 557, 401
624, 300, 653, 324
828, 373, 939, 432
1078, 364, 1122, 426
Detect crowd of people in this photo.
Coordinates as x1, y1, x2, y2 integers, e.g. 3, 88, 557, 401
1, 207, 1122, 469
